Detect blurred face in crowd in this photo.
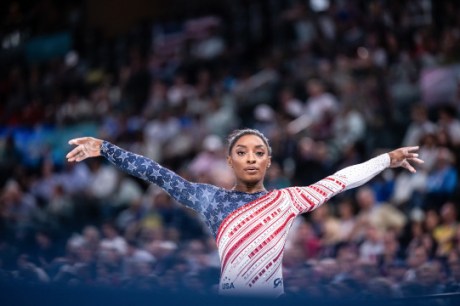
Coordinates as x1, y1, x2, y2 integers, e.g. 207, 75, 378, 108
449, 259, 460, 282
102, 224, 118, 239
83, 226, 100, 244
424, 210, 439, 231
227, 134, 271, 189
338, 199, 354, 219
365, 225, 381, 243
417, 262, 441, 287
318, 258, 339, 282
306, 79, 324, 97
336, 246, 357, 274
356, 187, 375, 210
441, 202, 457, 224
407, 246, 428, 268
388, 264, 406, 282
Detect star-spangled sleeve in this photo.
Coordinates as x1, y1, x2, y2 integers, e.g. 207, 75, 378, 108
285, 153, 390, 214
100, 141, 218, 213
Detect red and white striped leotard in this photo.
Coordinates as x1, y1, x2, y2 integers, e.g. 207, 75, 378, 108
216, 154, 390, 296
101, 142, 390, 297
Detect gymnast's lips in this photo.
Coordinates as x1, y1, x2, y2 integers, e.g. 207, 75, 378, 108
244, 167, 259, 173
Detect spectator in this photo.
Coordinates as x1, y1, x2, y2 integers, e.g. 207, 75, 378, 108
285, 218, 321, 262
47, 184, 74, 229
87, 159, 119, 220
116, 197, 145, 230
316, 258, 340, 286
336, 198, 357, 243
366, 277, 399, 299
167, 74, 196, 108
415, 261, 446, 295
100, 222, 128, 256
288, 78, 339, 139
350, 260, 380, 290
310, 204, 341, 255
82, 225, 101, 254
331, 101, 366, 156
433, 202, 458, 258
334, 243, 359, 282
402, 104, 437, 147
359, 225, 384, 264
386, 260, 408, 294
378, 230, 403, 273
30, 230, 59, 269
437, 105, 460, 146
0, 179, 37, 239
445, 251, 460, 292
424, 148, 458, 208
188, 134, 231, 186
404, 245, 429, 282
143, 110, 181, 162
354, 186, 406, 236
11, 254, 49, 284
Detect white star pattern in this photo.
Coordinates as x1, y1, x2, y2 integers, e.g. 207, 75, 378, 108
230, 193, 239, 199
127, 162, 136, 172
119, 151, 130, 162
163, 180, 173, 191
141, 160, 151, 169
176, 180, 187, 192
202, 189, 213, 202
222, 200, 232, 208
188, 192, 199, 205
244, 193, 254, 200
107, 151, 115, 161
150, 168, 161, 180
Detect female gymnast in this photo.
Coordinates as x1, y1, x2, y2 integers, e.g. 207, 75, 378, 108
66, 129, 423, 297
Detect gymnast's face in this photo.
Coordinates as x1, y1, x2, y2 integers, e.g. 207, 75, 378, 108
227, 134, 271, 187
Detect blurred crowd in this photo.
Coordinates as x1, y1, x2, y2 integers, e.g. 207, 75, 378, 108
1, 0, 460, 300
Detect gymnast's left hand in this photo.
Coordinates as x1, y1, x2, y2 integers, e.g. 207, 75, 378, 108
66, 137, 103, 162
388, 146, 424, 173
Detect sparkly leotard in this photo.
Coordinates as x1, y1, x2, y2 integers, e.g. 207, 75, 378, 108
101, 141, 390, 297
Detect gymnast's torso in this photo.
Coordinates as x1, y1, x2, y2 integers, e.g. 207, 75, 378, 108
100, 141, 389, 297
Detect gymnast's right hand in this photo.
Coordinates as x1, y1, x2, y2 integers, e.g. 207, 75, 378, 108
66, 137, 103, 162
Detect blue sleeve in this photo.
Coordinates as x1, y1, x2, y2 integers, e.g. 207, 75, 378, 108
100, 141, 218, 214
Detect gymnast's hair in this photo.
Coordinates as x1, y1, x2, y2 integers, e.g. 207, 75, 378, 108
227, 128, 272, 156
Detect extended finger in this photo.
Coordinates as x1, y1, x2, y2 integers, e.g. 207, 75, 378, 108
407, 157, 424, 164
402, 160, 416, 173
405, 146, 420, 153
68, 137, 90, 146
404, 152, 419, 159
66, 145, 86, 162
66, 147, 80, 159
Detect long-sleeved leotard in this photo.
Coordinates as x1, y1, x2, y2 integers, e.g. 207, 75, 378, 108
100, 141, 390, 297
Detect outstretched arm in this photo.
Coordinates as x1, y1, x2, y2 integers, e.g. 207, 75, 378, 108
66, 137, 217, 212
287, 146, 423, 214
339, 146, 423, 191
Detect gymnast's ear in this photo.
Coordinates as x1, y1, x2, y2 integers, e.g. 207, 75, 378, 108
227, 155, 233, 168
